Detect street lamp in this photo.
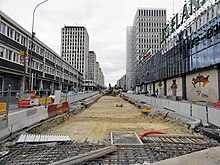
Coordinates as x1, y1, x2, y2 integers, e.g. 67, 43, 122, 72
29, 0, 48, 91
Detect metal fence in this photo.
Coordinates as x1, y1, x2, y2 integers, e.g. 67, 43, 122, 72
0, 89, 51, 112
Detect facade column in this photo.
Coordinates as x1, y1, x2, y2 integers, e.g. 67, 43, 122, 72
218, 67, 220, 101
164, 79, 167, 96
182, 74, 187, 100
153, 82, 155, 94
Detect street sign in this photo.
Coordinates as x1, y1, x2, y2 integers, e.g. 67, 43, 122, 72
20, 51, 25, 63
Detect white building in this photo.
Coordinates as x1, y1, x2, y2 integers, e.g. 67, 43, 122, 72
133, 8, 166, 68
88, 51, 96, 81
61, 26, 89, 80
95, 62, 99, 84
130, 8, 167, 87
126, 26, 134, 90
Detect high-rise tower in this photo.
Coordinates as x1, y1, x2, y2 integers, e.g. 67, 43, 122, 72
61, 26, 89, 79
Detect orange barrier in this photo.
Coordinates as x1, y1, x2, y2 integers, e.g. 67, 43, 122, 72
61, 102, 69, 113
18, 99, 32, 108
39, 97, 52, 105
216, 101, 220, 108
0, 103, 6, 113
30, 90, 36, 99
48, 102, 70, 117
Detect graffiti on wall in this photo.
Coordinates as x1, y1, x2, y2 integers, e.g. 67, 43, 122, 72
192, 74, 209, 88
158, 81, 162, 89
170, 80, 178, 96
196, 90, 209, 98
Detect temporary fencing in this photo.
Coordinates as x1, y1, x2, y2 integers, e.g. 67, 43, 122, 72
123, 93, 220, 128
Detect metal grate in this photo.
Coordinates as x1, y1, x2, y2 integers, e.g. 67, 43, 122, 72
0, 135, 219, 165
16, 134, 71, 143
111, 131, 143, 145
85, 134, 220, 164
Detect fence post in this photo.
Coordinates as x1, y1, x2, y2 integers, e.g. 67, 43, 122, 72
45, 89, 48, 108
6, 84, 11, 120
66, 88, 68, 102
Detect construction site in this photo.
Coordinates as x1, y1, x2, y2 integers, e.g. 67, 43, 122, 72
0, 92, 220, 164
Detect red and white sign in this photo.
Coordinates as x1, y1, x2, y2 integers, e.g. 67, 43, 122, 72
143, 48, 152, 61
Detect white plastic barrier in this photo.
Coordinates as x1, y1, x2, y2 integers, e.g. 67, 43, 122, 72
192, 104, 207, 122
122, 93, 220, 128
208, 107, 220, 127
161, 99, 169, 109
8, 106, 48, 133
138, 95, 149, 105
155, 98, 162, 107
179, 102, 191, 116
168, 100, 180, 113
151, 97, 156, 105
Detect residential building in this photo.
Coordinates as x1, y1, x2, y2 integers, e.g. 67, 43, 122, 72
126, 26, 134, 90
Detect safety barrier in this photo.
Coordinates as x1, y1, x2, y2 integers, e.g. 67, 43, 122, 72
48, 102, 69, 118
8, 106, 48, 133
179, 102, 191, 116
0, 102, 6, 113
0, 92, 99, 139
66, 91, 99, 104
39, 97, 52, 105
18, 99, 32, 108
192, 104, 207, 122
122, 93, 220, 128
208, 107, 220, 127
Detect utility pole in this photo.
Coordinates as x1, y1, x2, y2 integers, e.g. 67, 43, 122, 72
29, 0, 48, 91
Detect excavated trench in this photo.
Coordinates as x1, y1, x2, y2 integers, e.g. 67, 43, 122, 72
29, 95, 190, 142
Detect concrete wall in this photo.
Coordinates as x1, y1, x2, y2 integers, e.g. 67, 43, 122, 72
167, 77, 182, 97
186, 69, 218, 103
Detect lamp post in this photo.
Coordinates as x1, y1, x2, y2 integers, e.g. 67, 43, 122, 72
29, 0, 48, 91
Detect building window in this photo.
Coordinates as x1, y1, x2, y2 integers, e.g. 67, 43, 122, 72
0, 46, 4, 58
0, 22, 6, 34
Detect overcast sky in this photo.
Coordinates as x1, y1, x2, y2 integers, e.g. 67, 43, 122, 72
1, 0, 185, 86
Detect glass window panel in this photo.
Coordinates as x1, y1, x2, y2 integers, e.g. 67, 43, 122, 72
214, 43, 220, 63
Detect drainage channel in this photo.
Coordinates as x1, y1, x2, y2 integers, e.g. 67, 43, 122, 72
0, 134, 219, 165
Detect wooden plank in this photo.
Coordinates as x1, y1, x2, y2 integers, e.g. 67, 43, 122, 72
50, 145, 116, 165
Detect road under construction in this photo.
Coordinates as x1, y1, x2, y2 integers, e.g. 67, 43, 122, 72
0, 93, 220, 164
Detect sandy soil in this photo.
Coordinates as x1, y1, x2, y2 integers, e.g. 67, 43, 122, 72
42, 96, 190, 142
